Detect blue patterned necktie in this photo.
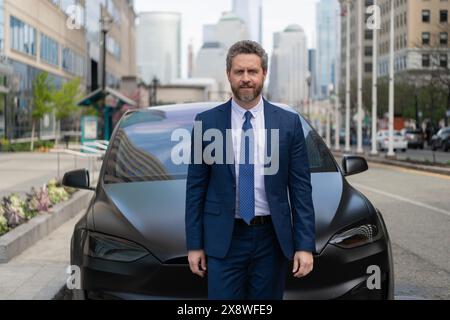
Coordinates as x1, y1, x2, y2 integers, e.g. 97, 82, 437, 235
239, 111, 255, 225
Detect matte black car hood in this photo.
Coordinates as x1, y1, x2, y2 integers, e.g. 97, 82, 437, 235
99, 172, 352, 262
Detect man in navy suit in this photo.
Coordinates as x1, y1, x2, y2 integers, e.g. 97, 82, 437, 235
185, 40, 315, 300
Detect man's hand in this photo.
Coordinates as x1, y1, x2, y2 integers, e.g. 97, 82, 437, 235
292, 251, 314, 278
188, 250, 207, 278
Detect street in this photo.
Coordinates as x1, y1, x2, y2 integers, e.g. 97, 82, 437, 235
340, 159, 450, 299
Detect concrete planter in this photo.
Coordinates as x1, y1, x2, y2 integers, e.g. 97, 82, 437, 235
0, 190, 92, 263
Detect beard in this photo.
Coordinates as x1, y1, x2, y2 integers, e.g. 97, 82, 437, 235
231, 83, 264, 103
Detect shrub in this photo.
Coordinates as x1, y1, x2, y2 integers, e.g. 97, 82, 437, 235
26, 185, 52, 214
2, 194, 27, 228
0, 139, 9, 152
47, 179, 69, 205
0, 140, 55, 152
0, 206, 8, 236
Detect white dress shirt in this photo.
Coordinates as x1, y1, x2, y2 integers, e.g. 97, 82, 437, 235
231, 97, 270, 218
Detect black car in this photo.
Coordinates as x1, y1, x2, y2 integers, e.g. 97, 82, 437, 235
431, 127, 450, 152
63, 102, 394, 300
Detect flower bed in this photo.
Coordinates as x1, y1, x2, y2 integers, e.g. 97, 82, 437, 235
0, 179, 77, 237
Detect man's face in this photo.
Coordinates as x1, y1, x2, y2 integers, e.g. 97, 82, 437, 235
227, 54, 267, 104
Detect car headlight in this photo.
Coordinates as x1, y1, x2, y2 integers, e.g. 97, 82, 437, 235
330, 224, 381, 249
84, 232, 149, 262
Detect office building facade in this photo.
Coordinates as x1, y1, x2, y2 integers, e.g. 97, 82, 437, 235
137, 12, 181, 85
0, 0, 136, 141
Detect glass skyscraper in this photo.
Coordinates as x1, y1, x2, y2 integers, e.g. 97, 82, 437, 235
232, 0, 262, 44
137, 12, 181, 85
316, 0, 340, 99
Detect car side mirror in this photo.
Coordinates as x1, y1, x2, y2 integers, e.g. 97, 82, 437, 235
62, 169, 95, 191
342, 155, 368, 177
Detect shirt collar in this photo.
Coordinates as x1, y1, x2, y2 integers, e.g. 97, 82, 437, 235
231, 96, 264, 120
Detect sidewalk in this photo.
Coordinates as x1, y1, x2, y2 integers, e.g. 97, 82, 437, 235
0, 151, 102, 199
0, 211, 83, 300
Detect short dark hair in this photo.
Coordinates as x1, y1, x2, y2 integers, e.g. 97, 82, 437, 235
226, 40, 268, 73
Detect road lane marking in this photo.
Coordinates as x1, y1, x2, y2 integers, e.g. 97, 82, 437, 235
352, 183, 450, 217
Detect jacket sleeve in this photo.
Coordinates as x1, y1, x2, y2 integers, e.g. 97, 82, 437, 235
185, 114, 210, 251
288, 115, 316, 253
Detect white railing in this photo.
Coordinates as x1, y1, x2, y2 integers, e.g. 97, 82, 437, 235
50, 140, 109, 182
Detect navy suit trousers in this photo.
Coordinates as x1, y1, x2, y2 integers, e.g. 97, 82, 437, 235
207, 220, 288, 300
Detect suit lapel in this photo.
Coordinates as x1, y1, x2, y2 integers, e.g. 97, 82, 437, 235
217, 99, 236, 181
263, 99, 280, 193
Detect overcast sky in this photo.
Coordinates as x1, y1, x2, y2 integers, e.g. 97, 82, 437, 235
134, 0, 318, 78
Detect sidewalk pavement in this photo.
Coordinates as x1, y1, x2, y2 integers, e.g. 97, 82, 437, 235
0, 211, 84, 300
0, 151, 102, 199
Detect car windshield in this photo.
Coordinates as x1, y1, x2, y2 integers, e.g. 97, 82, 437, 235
103, 107, 338, 184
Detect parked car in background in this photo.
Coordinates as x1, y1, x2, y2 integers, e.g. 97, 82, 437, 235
404, 128, 425, 149
430, 127, 450, 152
376, 130, 407, 152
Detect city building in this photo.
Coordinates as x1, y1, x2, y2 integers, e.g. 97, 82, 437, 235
202, 24, 217, 44
137, 11, 181, 85
308, 48, 318, 99
192, 42, 229, 100
339, 0, 374, 87
232, 0, 262, 44
215, 12, 249, 51
377, 0, 449, 77
0, 0, 136, 141
193, 12, 248, 99
268, 25, 309, 111
316, 0, 340, 99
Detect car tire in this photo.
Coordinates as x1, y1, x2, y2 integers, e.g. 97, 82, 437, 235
402, 149, 407, 153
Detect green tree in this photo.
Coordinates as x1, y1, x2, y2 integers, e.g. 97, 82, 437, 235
31, 72, 54, 151
52, 78, 83, 145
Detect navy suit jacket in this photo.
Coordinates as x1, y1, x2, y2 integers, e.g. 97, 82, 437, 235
185, 99, 316, 259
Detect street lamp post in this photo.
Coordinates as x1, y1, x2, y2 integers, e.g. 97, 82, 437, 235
370, 0, 379, 155
340, 0, 352, 152
356, 0, 364, 154
326, 84, 334, 148
100, 12, 113, 140
306, 73, 312, 121
151, 76, 160, 106
387, 0, 396, 157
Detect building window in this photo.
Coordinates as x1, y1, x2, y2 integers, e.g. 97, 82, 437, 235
40, 33, 59, 66
422, 54, 430, 67
422, 32, 430, 45
10, 16, 36, 56
440, 32, 448, 46
62, 47, 85, 77
440, 54, 448, 68
422, 10, 430, 23
106, 35, 121, 60
440, 10, 448, 23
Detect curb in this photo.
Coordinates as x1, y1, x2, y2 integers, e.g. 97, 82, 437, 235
332, 151, 450, 176
0, 190, 93, 263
